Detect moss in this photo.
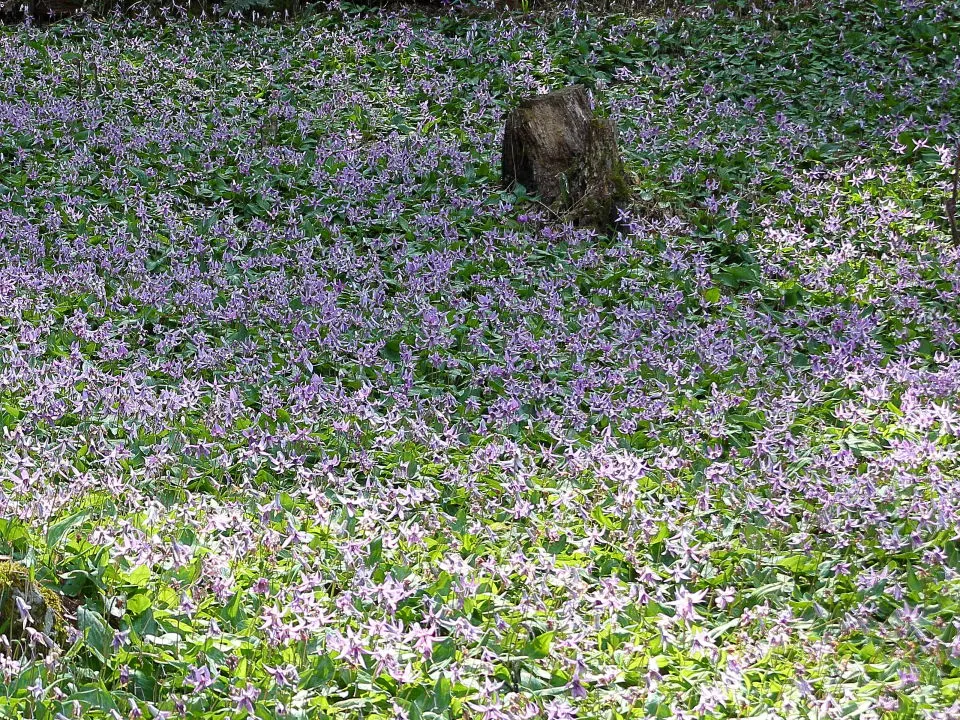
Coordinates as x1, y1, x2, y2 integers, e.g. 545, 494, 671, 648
573, 164, 631, 230
610, 164, 633, 202
563, 116, 632, 231
0, 560, 66, 647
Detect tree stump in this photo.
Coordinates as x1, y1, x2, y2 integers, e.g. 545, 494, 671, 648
0, 0, 21, 21
1, 0, 81, 23
0, 560, 65, 650
38, 0, 82, 20
501, 85, 628, 228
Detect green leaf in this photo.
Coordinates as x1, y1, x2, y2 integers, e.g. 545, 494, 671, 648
67, 687, 119, 713
367, 537, 383, 567
523, 631, 554, 659
77, 606, 113, 662
127, 594, 152, 616
778, 554, 816, 574
222, 591, 245, 625
703, 287, 721, 304
432, 676, 452, 712
125, 565, 152, 588
46, 508, 94, 550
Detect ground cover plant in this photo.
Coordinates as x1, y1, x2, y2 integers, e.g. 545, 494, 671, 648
1, 0, 960, 717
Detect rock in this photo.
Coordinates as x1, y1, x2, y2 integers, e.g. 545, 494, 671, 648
0, 559, 65, 650
501, 85, 629, 228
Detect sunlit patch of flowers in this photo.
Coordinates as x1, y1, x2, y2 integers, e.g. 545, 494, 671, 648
1, 0, 960, 717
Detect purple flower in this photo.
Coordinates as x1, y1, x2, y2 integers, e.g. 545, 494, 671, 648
231, 685, 261, 714
186, 665, 215, 692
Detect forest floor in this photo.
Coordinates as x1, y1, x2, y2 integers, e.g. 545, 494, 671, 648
1, 1, 959, 718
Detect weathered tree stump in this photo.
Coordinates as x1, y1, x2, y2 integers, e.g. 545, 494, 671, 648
501, 85, 628, 228
1, 0, 81, 23
0, 0, 22, 20
0, 560, 65, 650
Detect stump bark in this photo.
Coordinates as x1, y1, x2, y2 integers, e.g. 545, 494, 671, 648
1, 0, 81, 22
501, 85, 628, 228
0, 560, 65, 650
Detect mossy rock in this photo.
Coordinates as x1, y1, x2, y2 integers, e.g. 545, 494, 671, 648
0, 560, 66, 648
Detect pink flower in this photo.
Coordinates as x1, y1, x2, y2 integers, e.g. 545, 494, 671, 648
231, 685, 261, 714
715, 586, 736, 610
406, 622, 438, 659
672, 587, 708, 623
186, 665, 215, 692
14, 595, 32, 624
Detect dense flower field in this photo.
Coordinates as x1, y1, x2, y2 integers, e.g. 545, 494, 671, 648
1, 0, 959, 717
